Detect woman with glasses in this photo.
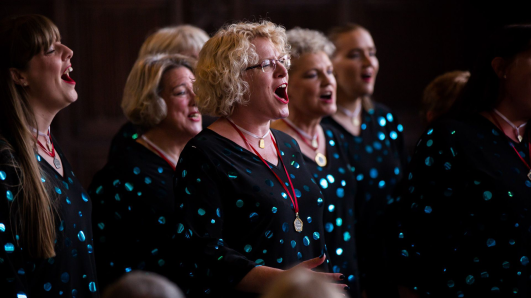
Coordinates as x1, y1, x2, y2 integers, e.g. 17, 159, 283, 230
174, 21, 346, 297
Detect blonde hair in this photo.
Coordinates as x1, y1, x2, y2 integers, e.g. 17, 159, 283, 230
261, 268, 346, 298
194, 21, 289, 117
422, 70, 470, 123
138, 25, 209, 58
122, 54, 196, 129
0, 14, 61, 258
103, 271, 184, 298
287, 27, 335, 59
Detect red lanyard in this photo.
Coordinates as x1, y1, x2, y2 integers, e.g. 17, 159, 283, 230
280, 119, 318, 151
35, 130, 56, 158
227, 121, 299, 215
491, 112, 531, 171
143, 142, 176, 171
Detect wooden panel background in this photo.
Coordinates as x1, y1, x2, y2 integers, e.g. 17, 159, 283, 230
1, 0, 531, 187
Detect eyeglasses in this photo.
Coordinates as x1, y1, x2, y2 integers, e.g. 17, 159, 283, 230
245, 55, 291, 72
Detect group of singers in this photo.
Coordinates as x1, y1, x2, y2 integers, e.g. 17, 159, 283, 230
1, 13, 530, 298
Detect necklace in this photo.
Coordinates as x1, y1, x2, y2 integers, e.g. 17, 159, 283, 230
491, 112, 531, 180
281, 118, 327, 167
493, 109, 527, 143
228, 120, 303, 232
31, 127, 61, 169
227, 118, 270, 149
337, 101, 362, 127
141, 135, 177, 171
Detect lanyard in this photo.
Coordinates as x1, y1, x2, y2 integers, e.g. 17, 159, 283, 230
227, 120, 301, 219
281, 118, 318, 150
141, 135, 177, 171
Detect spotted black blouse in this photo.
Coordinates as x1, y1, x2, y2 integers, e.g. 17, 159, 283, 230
174, 129, 329, 298
0, 141, 98, 298
392, 113, 531, 297
322, 102, 407, 296
302, 124, 360, 297
89, 139, 187, 291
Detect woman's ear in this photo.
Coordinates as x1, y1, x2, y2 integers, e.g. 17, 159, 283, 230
491, 57, 507, 79
9, 68, 28, 86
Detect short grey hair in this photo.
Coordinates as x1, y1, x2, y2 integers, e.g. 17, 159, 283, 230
287, 27, 335, 58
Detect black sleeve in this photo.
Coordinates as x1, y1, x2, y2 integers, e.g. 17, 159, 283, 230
174, 145, 257, 294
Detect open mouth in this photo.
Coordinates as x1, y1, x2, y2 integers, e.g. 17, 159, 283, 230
61, 66, 75, 85
274, 83, 289, 104
320, 91, 333, 102
361, 73, 372, 82
188, 112, 201, 122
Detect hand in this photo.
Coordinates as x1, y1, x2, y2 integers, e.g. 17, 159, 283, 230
289, 254, 348, 292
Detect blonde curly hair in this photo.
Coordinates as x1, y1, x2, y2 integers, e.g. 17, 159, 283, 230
122, 54, 196, 129
287, 27, 335, 59
194, 21, 289, 117
138, 25, 209, 58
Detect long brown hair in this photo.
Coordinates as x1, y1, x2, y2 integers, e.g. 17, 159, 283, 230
0, 14, 61, 258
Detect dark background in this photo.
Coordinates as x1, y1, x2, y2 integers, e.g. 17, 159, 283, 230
2, 0, 531, 188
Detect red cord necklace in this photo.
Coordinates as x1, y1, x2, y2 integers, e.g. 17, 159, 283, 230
141, 135, 177, 171
227, 119, 303, 232
491, 112, 531, 180
281, 119, 327, 167
33, 128, 61, 169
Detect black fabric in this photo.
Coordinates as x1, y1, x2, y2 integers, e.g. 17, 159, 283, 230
89, 138, 193, 293
391, 113, 531, 297
302, 124, 360, 297
0, 140, 98, 297
174, 128, 329, 298
322, 102, 407, 297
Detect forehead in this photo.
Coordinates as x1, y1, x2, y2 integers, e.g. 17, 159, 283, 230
292, 51, 332, 70
335, 29, 375, 51
162, 66, 194, 85
252, 37, 280, 58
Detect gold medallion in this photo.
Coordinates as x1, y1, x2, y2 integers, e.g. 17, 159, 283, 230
315, 152, 327, 167
294, 213, 303, 232
259, 139, 265, 149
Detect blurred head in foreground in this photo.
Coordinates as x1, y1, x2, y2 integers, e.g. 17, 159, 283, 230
260, 268, 346, 298
103, 271, 184, 298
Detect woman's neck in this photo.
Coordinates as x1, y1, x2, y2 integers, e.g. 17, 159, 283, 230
141, 126, 189, 162
229, 107, 271, 136
336, 89, 362, 112
495, 101, 529, 127
285, 112, 321, 137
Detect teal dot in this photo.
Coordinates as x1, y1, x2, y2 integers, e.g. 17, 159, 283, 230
44, 282, 52, 291
343, 231, 351, 241
133, 167, 140, 174
61, 272, 70, 283
336, 218, 342, 226
0, 171, 5, 180
77, 231, 85, 242
89, 281, 97, 292
125, 182, 134, 191
198, 209, 206, 216
425, 156, 434, 166
6, 191, 13, 202
265, 179, 274, 187
483, 191, 492, 201
236, 200, 244, 207
244, 245, 252, 253
424, 206, 432, 213
447, 280, 455, 288
313, 232, 320, 240
336, 248, 343, 255
486, 238, 496, 247
303, 236, 310, 246
520, 256, 529, 266
277, 258, 283, 263
144, 177, 152, 184
481, 272, 489, 278
502, 261, 510, 269
158, 217, 166, 224
271, 207, 277, 213
5, 243, 14, 252
466, 275, 475, 285
291, 240, 296, 248
426, 139, 433, 147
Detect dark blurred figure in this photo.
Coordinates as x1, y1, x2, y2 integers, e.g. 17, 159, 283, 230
103, 271, 184, 298
421, 71, 470, 124
393, 24, 531, 297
